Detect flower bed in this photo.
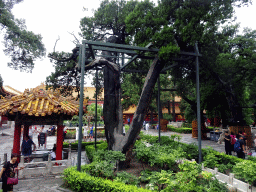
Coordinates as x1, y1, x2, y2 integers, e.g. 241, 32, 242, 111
139, 134, 256, 189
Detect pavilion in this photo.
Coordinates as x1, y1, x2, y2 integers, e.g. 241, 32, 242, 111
0, 85, 87, 160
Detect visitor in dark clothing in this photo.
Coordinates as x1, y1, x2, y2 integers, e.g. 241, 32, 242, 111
236, 134, 246, 159
21, 135, 36, 156
239, 131, 248, 149
224, 131, 232, 155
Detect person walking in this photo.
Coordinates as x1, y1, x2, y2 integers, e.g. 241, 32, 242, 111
83, 125, 89, 141
38, 126, 47, 149
145, 122, 149, 132
89, 125, 94, 140
28, 126, 34, 140
0, 153, 24, 192
235, 134, 246, 159
224, 131, 232, 155
21, 135, 36, 157
230, 131, 236, 154
127, 117, 130, 126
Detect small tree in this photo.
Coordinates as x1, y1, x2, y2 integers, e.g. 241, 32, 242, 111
84, 103, 103, 126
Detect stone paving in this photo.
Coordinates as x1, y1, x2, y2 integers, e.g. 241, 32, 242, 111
142, 129, 226, 153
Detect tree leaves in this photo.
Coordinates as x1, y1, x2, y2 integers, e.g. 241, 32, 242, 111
0, 0, 46, 72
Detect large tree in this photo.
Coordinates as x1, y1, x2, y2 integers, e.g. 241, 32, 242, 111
46, 51, 82, 99
124, 0, 254, 127
48, 0, 254, 166
0, 0, 45, 72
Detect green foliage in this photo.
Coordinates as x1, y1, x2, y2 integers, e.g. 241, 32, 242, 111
134, 141, 186, 169
203, 153, 219, 169
86, 103, 103, 122
82, 160, 115, 179
162, 114, 172, 121
65, 130, 75, 139
85, 142, 108, 162
46, 51, 82, 99
163, 161, 228, 192
0, 0, 45, 72
182, 122, 193, 128
93, 149, 125, 163
167, 125, 192, 134
69, 115, 86, 126
139, 169, 153, 183
114, 171, 140, 186
145, 170, 174, 191
63, 140, 105, 150
233, 161, 256, 186
63, 167, 150, 192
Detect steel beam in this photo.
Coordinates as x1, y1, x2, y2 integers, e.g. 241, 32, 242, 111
195, 43, 202, 163
158, 77, 161, 143
82, 40, 159, 52
121, 43, 155, 70
77, 44, 86, 172
122, 69, 167, 74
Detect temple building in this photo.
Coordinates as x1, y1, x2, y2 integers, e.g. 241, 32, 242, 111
0, 84, 88, 160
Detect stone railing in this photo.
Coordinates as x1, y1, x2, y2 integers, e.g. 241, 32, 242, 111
188, 159, 251, 192
18, 145, 72, 179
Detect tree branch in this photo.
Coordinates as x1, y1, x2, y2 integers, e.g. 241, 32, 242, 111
68, 31, 80, 45
53, 36, 60, 52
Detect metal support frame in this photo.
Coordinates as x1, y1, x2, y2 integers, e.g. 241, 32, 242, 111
195, 43, 202, 163
158, 77, 161, 143
75, 40, 202, 171
95, 68, 98, 149
77, 44, 86, 171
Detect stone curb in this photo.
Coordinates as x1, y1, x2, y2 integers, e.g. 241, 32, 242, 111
56, 187, 73, 192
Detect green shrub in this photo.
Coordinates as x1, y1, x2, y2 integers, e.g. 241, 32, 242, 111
139, 169, 153, 183
163, 161, 228, 192
63, 167, 151, 192
167, 125, 192, 133
145, 170, 174, 191
65, 130, 76, 139
63, 140, 105, 150
85, 142, 108, 162
82, 160, 115, 179
233, 160, 256, 187
114, 171, 140, 186
181, 122, 192, 128
93, 149, 125, 162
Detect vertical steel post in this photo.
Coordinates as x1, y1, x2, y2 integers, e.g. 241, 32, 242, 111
195, 43, 202, 163
158, 77, 161, 143
95, 68, 98, 149
77, 44, 86, 171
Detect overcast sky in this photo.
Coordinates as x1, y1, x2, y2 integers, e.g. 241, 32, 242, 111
0, 0, 256, 92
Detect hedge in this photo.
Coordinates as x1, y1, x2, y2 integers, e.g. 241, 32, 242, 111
85, 142, 108, 162
167, 125, 192, 133
63, 167, 151, 192
63, 140, 105, 150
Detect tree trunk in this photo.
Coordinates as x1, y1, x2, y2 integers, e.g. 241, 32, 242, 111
103, 63, 123, 150
102, 36, 123, 150
112, 57, 163, 154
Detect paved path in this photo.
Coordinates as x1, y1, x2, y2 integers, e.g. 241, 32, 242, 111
12, 176, 72, 192
142, 129, 226, 153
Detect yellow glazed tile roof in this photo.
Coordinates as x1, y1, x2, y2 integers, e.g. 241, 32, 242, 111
0, 87, 87, 117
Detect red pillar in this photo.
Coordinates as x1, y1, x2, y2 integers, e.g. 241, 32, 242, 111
23, 124, 29, 140
13, 123, 21, 161
56, 125, 64, 160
